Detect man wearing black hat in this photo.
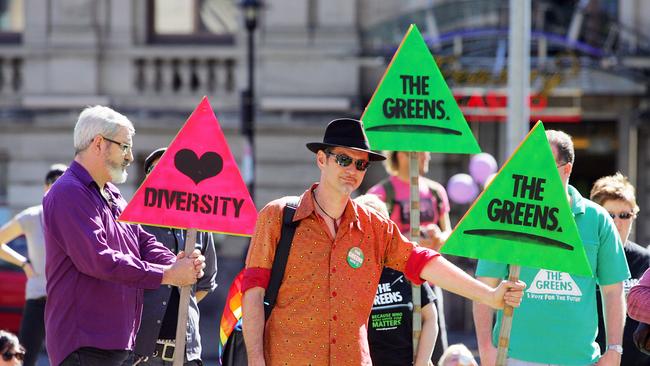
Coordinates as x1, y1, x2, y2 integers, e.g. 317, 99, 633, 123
241, 118, 526, 366
133, 148, 218, 365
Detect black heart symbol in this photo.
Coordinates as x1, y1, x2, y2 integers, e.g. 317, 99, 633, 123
174, 149, 223, 185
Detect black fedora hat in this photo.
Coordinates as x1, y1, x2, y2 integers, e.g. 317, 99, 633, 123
306, 118, 386, 161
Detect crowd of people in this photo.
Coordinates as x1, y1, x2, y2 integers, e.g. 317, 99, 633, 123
1, 106, 650, 366
241, 118, 524, 366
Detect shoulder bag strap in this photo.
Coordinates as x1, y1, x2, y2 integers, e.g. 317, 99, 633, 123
423, 179, 445, 214
264, 196, 300, 319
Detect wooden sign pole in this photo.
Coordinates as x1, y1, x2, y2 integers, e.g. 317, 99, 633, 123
173, 228, 198, 366
495, 264, 521, 366
409, 152, 422, 358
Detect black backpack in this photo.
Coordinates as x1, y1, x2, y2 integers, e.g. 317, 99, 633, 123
379, 177, 444, 216
221, 197, 300, 366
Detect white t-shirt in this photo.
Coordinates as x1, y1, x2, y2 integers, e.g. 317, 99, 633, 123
16, 205, 47, 299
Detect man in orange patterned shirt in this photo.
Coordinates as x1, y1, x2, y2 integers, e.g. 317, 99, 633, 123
241, 118, 525, 366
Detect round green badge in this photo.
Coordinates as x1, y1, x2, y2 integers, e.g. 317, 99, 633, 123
347, 247, 364, 269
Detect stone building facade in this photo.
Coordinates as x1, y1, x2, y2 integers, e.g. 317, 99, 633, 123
2, 0, 650, 350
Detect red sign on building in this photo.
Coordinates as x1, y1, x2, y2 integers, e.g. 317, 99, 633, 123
453, 89, 581, 123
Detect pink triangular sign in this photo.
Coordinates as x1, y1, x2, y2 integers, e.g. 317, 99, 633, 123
119, 97, 257, 236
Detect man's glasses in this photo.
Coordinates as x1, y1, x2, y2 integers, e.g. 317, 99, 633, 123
2, 350, 25, 362
102, 136, 132, 155
325, 151, 370, 171
608, 211, 636, 220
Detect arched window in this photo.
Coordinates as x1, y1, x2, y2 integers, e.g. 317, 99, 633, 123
0, 0, 23, 43
148, 0, 239, 44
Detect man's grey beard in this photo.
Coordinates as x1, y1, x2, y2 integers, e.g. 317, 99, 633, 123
108, 165, 128, 184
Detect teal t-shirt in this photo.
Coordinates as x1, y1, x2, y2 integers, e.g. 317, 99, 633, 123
476, 185, 630, 365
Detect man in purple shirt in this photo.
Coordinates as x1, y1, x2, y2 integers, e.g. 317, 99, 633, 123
43, 106, 205, 366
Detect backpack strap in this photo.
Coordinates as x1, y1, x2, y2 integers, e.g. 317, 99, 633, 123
264, 196, 300, 320
378, 177, 445, 222
379, 178, 396, 216
422, 179, 445, 215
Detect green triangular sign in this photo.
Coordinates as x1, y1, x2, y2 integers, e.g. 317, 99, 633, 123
441, 122, 592, 276
361, 24, 480, 153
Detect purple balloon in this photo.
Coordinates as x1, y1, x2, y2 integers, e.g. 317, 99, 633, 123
447, 173, 479, 204
469, 153, 498, 185
484, 172, 497, 188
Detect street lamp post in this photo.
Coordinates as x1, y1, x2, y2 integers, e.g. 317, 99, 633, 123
240, 0, 262, 201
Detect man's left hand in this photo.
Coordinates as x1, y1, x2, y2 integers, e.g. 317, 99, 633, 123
595, 349, 621, 366
420, 224, 448, 251
185, 249, 206, 279
163, 249, 206, 286
489, 280, 526, 309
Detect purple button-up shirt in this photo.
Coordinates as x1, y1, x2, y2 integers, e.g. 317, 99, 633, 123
43, 161, 176, 365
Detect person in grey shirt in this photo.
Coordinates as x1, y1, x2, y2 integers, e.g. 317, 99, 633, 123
0, 164, 67, 366
133, 148, 218, 365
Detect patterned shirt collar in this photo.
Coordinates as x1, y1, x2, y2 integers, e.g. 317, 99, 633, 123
293, 183, 362, 231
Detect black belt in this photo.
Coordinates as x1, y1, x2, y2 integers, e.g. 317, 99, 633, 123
152, 339, 176, 362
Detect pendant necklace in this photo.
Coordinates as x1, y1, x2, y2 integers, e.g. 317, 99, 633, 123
313, 191, 340, 231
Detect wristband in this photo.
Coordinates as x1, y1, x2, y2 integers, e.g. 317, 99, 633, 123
21, 259, 30, 268
607, 344, 623, 355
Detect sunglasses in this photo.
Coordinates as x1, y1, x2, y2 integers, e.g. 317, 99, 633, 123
609, 211, 636, 220
2, 351, 25, 362
324, 151, 370, 171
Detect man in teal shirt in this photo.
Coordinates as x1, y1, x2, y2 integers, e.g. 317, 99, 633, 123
473, 130, 630, 366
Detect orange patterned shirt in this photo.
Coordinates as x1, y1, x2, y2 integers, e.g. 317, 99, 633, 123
243, 184, 439, 365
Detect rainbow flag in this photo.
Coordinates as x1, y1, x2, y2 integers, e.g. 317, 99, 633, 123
218, 269, 245, 361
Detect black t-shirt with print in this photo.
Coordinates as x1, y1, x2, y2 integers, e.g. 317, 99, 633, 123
596, 241, 650, 365
368, 268, 435, 366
